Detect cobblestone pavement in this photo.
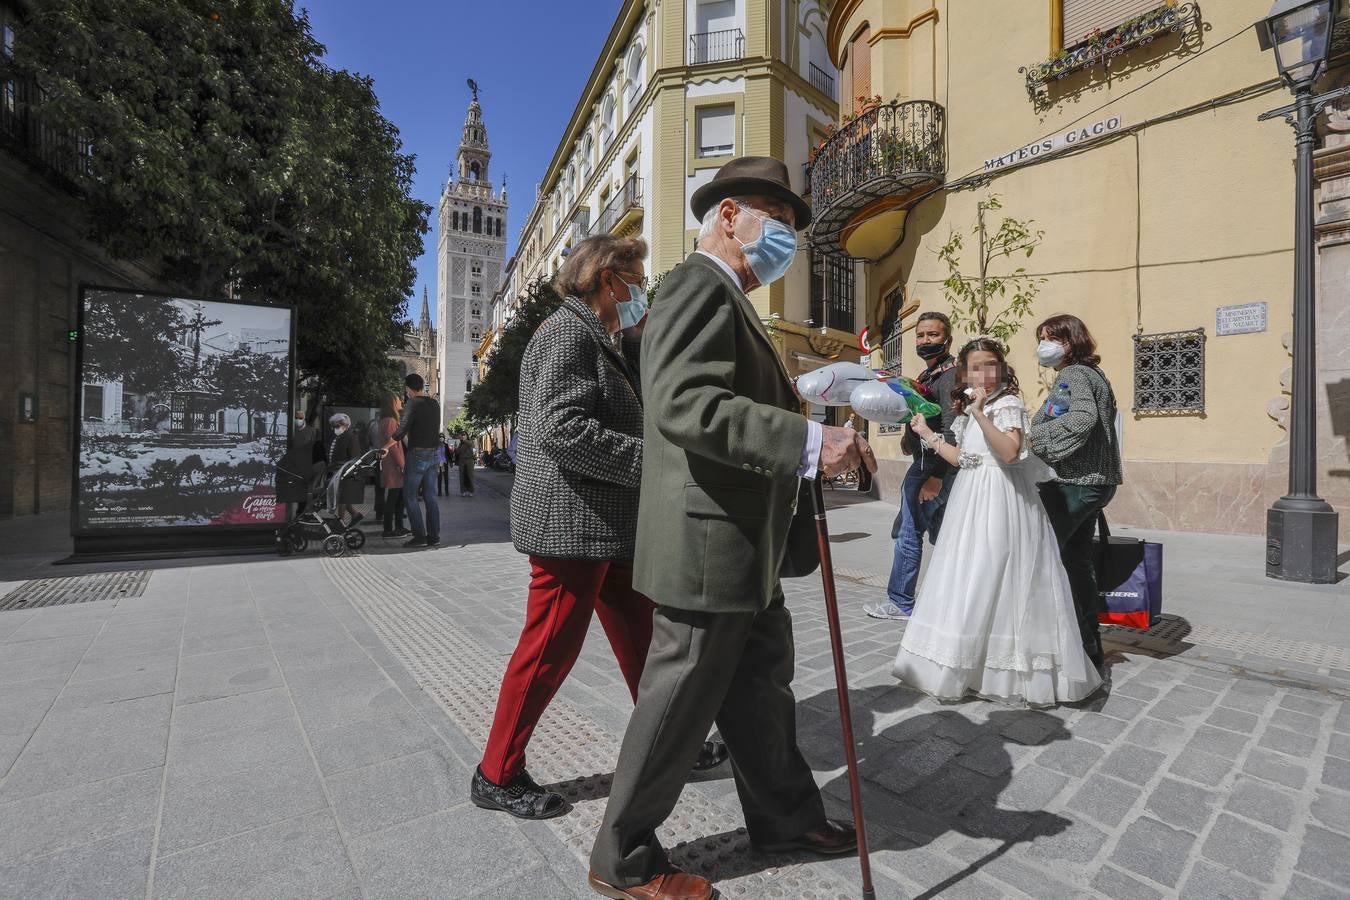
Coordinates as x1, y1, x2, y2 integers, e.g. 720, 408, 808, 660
1, 472, 1349, 898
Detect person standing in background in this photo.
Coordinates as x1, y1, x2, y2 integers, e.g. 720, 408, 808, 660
388, 373, 442, 548
437, 437, 452, 497
377, 392, 408, 538
326, 413, 364, 527
866, 311, 960, 621
1027, 314, 1124, 673
457, 435, 477, 497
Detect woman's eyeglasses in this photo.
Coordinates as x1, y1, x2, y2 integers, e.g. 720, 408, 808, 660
616, 271, 649, 291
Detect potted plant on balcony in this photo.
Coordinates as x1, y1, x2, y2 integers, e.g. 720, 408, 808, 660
856, 93, 884, 116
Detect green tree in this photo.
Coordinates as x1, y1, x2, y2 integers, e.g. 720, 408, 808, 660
10, 0, 428, 404
464, 277, 565, 429
938, 196, 1047, 346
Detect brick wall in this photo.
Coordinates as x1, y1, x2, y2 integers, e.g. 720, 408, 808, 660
0, 155, 162, 520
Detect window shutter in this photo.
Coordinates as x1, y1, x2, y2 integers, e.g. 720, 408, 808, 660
697, 105, 735, 157
850, 26, 871, 104
1063, 0, 1159, 44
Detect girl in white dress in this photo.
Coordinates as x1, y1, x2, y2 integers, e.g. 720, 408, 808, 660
893, 338, 1102, 707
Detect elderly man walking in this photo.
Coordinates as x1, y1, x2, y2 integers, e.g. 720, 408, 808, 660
587, 157, 876, 900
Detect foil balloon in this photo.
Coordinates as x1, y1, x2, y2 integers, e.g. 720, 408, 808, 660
796, 362, 876, 406
848, 376, 942, 425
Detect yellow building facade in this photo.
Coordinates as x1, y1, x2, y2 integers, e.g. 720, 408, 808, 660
820, 0, 1350, 538
514, 0, 872, 397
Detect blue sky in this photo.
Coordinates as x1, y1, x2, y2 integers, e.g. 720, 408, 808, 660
301, 1, 622, 326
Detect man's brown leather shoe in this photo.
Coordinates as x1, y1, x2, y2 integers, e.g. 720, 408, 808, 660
587, 869, 713, 899
753, 818, 857, 855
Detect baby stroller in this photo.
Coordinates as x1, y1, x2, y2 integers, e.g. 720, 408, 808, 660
275, 448, 383, 557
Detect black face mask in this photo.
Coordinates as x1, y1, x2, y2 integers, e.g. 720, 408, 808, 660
916, 340, 949, 361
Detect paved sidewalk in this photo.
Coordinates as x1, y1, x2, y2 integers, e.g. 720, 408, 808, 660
1, 474, 1349, 898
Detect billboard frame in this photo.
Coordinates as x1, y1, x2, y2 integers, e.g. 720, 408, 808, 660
67, 284, 297, 560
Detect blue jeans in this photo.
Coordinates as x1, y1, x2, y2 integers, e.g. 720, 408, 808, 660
403, 449, 441, 539
886, 463, 955, 609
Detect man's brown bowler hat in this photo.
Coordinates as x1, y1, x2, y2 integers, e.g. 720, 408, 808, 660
689, 156, 812, 231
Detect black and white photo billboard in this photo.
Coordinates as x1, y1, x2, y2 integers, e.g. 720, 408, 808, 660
74, 288, 294, 533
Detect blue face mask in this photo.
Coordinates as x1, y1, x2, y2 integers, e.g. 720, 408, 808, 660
615, 280, 648, 330
736, 208, 798, 285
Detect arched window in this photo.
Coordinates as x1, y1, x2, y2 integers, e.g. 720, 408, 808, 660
600, 93, 616, 150
581, 133, 594, 180
624, 44, 644, 114
496, 218, 503, 238
469, 161, 481, 181
473, 206, 482, 234
565, 166, 576, 212
451, 211, 459, 231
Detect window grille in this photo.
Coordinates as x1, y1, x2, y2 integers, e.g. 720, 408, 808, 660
1133, 328, 1205, 414
809, 253, 855, 332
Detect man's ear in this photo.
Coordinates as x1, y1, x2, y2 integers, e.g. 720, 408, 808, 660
719, 198, 739, 236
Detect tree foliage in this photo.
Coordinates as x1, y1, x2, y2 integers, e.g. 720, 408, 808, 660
9, 0, 429, 404
938, 196, 1047, 347
463, 277, 565, 429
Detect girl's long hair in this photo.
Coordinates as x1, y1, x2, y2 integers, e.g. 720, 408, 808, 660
379, 391, 402, 420
950, 337, 1020, 415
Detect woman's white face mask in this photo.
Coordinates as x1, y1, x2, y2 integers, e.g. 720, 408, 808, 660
1036, 339, 1067, 368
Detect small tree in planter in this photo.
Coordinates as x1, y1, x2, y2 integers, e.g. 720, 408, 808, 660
938, 196, 1047, 347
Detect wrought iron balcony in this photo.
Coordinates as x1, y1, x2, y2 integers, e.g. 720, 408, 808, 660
880, 329, 904, 374
808, 62, 835, 99
808, 100, 946, 253
689, 28, 744, 65
565, 208, 591, 244
596, 175, 644, 236
0, 72, 92, 187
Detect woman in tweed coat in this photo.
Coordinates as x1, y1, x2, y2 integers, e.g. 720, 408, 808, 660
473, 236, 726, 821
1028, 314, 1124, 672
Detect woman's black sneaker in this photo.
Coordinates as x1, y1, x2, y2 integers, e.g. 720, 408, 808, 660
470, 766, 568, 820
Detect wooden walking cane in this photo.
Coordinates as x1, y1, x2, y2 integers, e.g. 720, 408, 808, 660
810, 475, 876, 900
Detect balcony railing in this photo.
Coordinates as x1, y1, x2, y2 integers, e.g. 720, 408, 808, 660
808, 100, 946, 253
0, 72, 93, 187
566, 208, 591, 244
808, 62, 835, 99
689, 28, 744, 65
596, 175, 644, 236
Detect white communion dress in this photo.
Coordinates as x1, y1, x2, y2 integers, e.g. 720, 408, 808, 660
892, 394, 1103, 707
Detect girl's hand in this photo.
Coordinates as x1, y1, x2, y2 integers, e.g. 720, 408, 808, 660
910, 412, 932, 438
968, 386, 989, 414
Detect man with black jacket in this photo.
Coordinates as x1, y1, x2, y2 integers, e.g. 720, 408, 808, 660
865, 311, 959, 619
388, 373, 442, 548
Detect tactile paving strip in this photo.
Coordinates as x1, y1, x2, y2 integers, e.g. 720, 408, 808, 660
0, 570, 151, 612
323, 555, 855, 898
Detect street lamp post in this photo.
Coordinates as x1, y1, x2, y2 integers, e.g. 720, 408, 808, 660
1258, 0, 1344, 582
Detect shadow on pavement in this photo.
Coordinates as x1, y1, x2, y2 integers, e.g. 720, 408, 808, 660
542, 682, 1075, 893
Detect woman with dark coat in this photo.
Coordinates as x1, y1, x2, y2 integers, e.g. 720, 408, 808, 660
327, 413, 364, 527
471, 234, 726, 821
1027, 314, 1124, 672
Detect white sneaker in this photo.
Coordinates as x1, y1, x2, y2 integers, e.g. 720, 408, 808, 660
863, 601, 911, 620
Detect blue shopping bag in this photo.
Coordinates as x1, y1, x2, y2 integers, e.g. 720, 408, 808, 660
1093, 513, 1163, 629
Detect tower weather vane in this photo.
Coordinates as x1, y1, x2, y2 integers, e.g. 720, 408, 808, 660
467, 78, 479, 102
